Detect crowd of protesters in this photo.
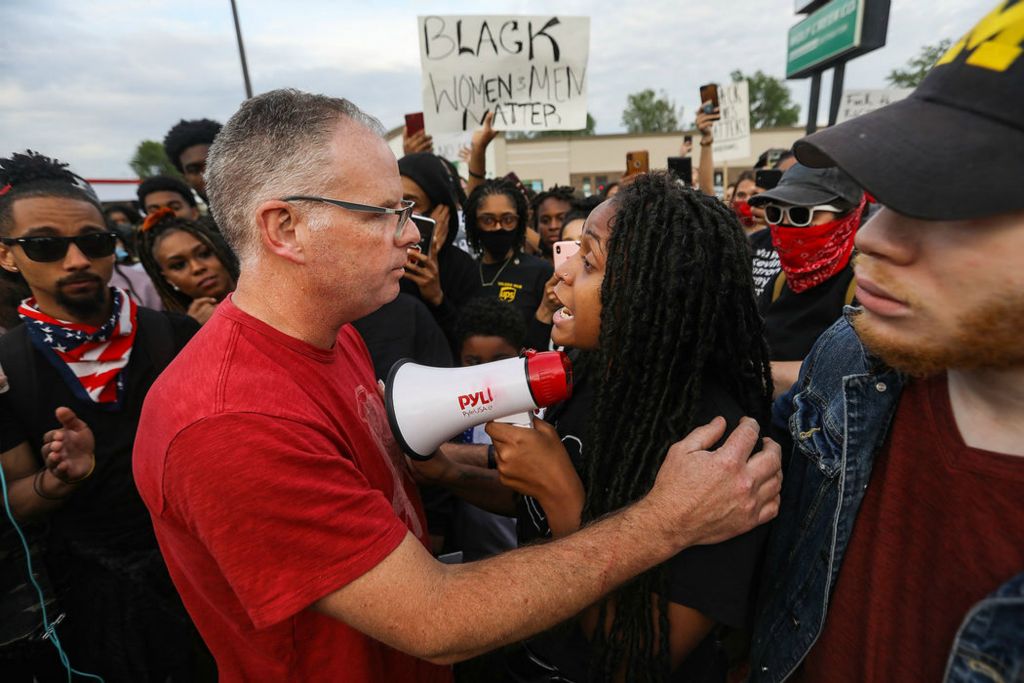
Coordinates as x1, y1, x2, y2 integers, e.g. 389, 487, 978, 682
0, 3, 1021, 681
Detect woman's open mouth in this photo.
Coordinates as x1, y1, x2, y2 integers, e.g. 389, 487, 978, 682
553, 306, 574, 323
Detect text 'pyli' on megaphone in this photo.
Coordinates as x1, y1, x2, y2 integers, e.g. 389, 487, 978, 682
385, 350, 573, 460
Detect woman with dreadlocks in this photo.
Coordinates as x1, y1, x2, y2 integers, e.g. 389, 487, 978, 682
477, 172, 773, 682
136, 207, 238, 325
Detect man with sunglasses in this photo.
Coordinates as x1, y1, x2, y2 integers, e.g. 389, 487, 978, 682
748, 164, 867, 396
0, 151, 204, 679
133, 88, 783, 681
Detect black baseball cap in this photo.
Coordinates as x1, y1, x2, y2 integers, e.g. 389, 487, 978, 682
749, 163, 863, 209
793, 1, 1024, 221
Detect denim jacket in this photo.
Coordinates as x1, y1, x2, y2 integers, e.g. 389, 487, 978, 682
749, 312, 1024, 683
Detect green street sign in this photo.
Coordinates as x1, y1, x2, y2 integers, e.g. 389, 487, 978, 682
787, 0, 865, 78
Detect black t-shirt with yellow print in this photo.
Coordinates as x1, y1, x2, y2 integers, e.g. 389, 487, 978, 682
473, 252, 554, 350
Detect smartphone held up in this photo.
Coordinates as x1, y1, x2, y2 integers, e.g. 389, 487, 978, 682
699, 83, 721, 119
410, 215, 436, 258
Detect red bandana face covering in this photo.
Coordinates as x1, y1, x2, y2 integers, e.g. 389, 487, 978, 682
733, 200, 756, 228
770, 196, 866, 293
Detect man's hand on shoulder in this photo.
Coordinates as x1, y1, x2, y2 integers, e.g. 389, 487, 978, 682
643, 417, 782, 550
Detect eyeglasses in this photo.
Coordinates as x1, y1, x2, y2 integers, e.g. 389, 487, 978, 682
764, 203, 843, 228
0, 232, 118, 262
282, 195, 416, 240
477, 213, 519, 229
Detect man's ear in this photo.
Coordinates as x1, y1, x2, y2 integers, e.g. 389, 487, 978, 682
0, 243, 20, 273
255, 200, 307, 265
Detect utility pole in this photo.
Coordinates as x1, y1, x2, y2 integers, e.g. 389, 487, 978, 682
230, 0, 253, 99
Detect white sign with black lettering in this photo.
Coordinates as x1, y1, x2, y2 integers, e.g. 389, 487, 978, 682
712, 80, 751, 163
418, 15, 590, 133
836, 88, 913, 123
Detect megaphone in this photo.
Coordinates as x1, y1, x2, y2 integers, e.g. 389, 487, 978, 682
386, 350, 573, 460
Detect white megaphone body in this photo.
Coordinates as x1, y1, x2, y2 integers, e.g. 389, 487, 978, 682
386, 350, 573, 460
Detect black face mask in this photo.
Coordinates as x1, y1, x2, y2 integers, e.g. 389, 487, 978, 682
478, 229, 519, 259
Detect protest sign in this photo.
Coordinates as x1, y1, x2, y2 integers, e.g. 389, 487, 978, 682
712, 80, 751, 163
418, 15, 590, 133
836, 88, 913, 123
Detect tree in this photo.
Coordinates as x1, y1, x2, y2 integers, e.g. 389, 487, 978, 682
730, 70, 800, 129
621, 89, 680, 133
130, 140, 180, 179
887, 39, 953, 88
507, 113, 598, 140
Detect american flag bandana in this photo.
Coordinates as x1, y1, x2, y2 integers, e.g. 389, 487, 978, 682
18, 287, 138, 408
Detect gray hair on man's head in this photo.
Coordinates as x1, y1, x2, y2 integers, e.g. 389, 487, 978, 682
205, 88, 383, 266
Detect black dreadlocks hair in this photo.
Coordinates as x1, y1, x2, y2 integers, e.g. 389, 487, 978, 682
136, 208, 239, 313
530, 184, 576, 231
162, 118, 222, 173
453, 297, 527, 352
581, 172, 773, 682
0, 150, 103, 235
137, 175, 197, 210
463, 178, 529, 256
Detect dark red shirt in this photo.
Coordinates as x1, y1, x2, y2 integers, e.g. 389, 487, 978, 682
795, 373, 1024, 682
134, 298, 450, 683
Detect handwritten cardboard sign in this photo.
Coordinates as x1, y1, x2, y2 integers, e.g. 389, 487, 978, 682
835, 88, 913, 124
418, 15, 590, 133
712, 80, 751, 163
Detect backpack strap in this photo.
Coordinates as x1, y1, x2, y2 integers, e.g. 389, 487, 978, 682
771, 271, 787, 304
845, 275, 858, 306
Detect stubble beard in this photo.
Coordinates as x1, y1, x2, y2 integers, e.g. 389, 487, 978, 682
55, 276, 109, 320
851, 293, 1024, 377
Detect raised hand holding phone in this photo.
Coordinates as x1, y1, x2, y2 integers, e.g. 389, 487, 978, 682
404, 211, 444, 306
403, 112, 433, 155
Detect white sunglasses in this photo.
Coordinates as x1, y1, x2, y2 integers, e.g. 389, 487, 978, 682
763, 203, 843, 227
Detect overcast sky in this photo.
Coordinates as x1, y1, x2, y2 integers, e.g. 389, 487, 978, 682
0, 0, 983, 178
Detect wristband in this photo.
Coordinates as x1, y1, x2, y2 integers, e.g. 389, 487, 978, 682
468, 169, 486, 180
700, 140, 713, 147
33, 469, 70, 500
486, 445, 497, 470
59, 453, 96, 485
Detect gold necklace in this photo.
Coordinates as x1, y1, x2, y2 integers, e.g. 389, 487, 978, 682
479, 254, 515, 287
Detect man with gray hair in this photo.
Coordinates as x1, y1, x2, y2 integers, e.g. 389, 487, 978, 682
132, 88, 782, 681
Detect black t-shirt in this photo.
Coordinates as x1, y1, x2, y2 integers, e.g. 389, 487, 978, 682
757, 264, 855, 361
517, 363, 767, 681
749, 228, 781, 299
352, 293, 453, 380
473, 252, 554, 351
474, 252, 552, 324
0, 309, 198, 554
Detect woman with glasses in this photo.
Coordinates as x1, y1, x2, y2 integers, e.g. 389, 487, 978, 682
136, 208, 239, 325
464, 178, 558, 350
748, 163, 869, 396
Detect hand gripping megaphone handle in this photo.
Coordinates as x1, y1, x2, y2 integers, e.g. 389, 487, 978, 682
493, 411, 533, 427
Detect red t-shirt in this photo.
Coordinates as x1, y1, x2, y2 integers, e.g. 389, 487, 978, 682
133, 297, 451, 683
796, 373, 1024, 682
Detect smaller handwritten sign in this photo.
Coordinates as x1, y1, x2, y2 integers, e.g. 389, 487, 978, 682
836, 88, 913, 123
712, 80, 751, 163
418, 15, 590, 133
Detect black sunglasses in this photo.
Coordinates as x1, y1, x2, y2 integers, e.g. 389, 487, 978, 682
0, 232, 119, 263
